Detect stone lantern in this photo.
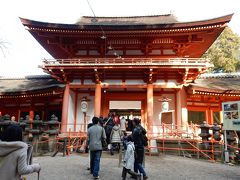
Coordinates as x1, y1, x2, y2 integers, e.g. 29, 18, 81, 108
28, 115, 43, 154
44, 114, 60, 152
212, 123, 221, 141
199, 121, 212, 149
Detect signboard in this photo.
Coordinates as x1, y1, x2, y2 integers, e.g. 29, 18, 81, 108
222, 101, 240, 130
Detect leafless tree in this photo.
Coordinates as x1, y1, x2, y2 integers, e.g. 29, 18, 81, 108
0, 39, 8, 57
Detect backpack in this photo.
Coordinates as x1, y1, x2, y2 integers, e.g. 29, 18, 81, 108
140, 127, 148, 147
142, 133, 148, 147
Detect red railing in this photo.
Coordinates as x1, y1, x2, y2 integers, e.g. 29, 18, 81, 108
30, 122, 240, 162
42, 57, 211, 68
147, 123, 229, 161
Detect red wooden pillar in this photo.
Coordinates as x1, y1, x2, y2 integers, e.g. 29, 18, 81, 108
176, 87, 188, 129
17, 109, 21, 121
141, 100, 145, 128
205, 107, 213, 124
61, 84, 70, 133
73, 92, 78, 132
210, 109, 213, 124
147, 83, 153, 132
94, 83, 101, 117
102, 94, 109, 118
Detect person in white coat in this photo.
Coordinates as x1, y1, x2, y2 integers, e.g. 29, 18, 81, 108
120, 117, 126, 132
0, 124, 41, 180
121, 135, 140, 180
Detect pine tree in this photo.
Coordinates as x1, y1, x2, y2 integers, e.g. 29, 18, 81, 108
203, 27, 240, 72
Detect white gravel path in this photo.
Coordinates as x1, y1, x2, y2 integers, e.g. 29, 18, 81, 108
25, 153, 240, 180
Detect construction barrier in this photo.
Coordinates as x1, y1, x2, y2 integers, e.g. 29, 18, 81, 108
26, 122, 240, 164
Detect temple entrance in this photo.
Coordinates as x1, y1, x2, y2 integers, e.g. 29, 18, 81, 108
109, 109, 141, 117
109, 100, 141, 131
109, 100, 141, 117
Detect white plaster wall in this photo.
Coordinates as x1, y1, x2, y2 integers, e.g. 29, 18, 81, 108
126, 50, 144, 55
153, 94, 175, 126
76, 94, 94, 132
152, 93, 175, 136
67, 90, 75, 132
84, 79, 94, 85
125, 80, 145, 85
103, 80, 122, 85
71, 79, 81, 84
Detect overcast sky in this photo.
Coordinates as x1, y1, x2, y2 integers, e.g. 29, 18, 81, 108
0, 0, 239, 77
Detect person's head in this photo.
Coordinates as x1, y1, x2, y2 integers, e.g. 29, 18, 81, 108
121, 117, 125, 120
2, 124, 23, 142
127, 135, 133, 142
99, 118, 104, 126
92, 116, 99, 125
133, 118, 140, 127
11, 116, 16, 121
123, 131, 127, 136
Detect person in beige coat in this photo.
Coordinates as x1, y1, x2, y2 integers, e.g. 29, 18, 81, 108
110, 124, 122, 155
0, 124, 41, 180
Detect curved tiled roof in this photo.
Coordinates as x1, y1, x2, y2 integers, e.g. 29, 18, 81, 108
0, 73, 239, 95
198, 72, 240, 79
20, 14, 233, 30
0, 75, 64, 94
76, 14, 178, 25
189, 73, 240, 94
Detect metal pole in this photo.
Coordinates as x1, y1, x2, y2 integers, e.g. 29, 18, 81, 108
224, 130, 229, 163
84, 112, 87, 133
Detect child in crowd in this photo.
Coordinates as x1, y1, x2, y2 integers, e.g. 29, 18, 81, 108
121, 135, 140, 180
122, 131, 128, 151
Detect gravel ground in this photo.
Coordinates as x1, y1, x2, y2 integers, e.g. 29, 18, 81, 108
25, 152, 240, 180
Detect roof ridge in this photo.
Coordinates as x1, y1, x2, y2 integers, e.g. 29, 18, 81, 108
199, 72, 240, 79
82, 14, 173, 19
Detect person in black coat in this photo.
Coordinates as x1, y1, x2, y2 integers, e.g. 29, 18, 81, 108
132, 118, 148, 180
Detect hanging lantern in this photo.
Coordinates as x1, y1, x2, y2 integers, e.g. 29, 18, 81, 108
158, 96, 172, 112
162, 101, 169, 112
81, 97, 88, 112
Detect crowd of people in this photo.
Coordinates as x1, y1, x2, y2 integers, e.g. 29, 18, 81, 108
0, 113, 148, 180
87, 113, 148, 180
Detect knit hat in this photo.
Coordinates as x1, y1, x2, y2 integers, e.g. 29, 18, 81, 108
2, 124, 23, 142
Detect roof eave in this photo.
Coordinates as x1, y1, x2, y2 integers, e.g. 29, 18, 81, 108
19, 13, 233, 30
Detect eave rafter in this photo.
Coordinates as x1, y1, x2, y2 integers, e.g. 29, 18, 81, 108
148, 68, 153, 83
94, 69, 101, 84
